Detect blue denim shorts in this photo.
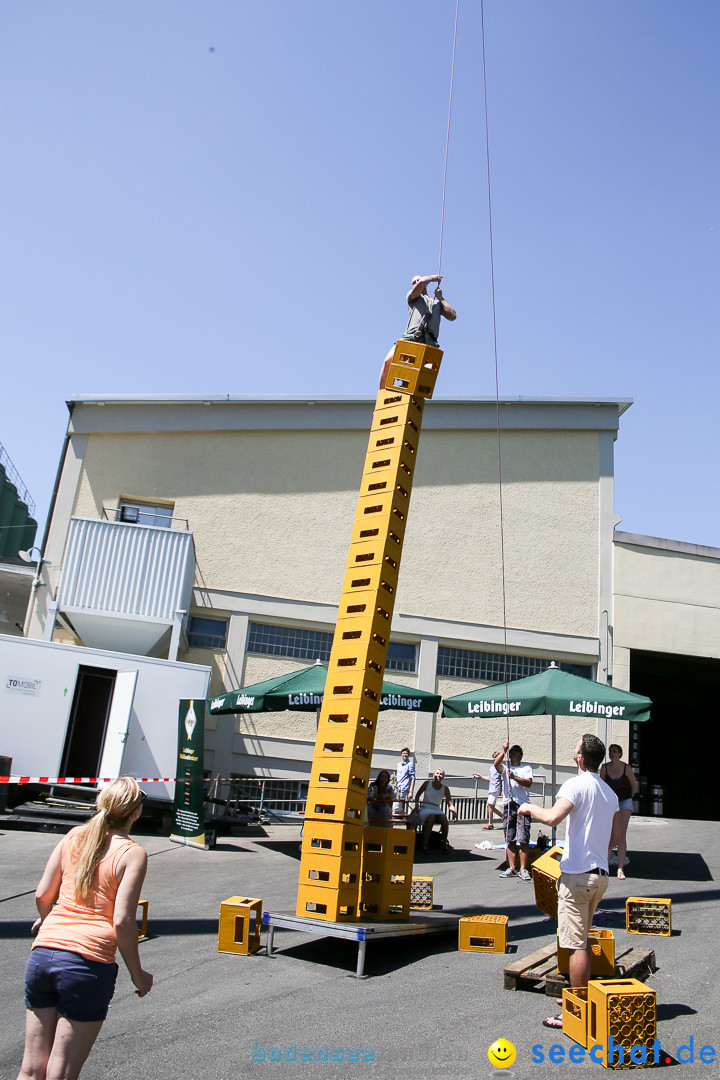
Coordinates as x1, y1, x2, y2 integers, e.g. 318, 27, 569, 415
25, 947, 118, 1022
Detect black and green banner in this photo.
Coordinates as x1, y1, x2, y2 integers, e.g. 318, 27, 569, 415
170, 698, 207, 849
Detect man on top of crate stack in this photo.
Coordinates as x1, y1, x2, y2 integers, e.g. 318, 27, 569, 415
519, 733, 620, 1029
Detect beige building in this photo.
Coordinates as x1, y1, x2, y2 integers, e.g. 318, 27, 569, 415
21, 394, 720, 817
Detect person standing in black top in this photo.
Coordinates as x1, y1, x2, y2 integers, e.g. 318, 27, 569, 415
600, 744, 637, 879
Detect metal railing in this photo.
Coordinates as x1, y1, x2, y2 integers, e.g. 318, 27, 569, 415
101, 505, 189, 530
205, 777, 308, 824
203, 774, 548, 826
0, 443, 35, 515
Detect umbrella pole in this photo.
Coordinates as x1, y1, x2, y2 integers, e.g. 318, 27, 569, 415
557, 712, 561, 846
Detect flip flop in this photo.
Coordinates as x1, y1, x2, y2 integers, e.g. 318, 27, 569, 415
543, 1014, 563, 1029
483, 824, 494, 830
617, 869, 626, 880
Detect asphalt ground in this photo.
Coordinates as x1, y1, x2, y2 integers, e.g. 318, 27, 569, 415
1, 815, 718, 1080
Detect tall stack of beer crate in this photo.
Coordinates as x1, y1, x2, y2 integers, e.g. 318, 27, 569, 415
296, 341, 443, 922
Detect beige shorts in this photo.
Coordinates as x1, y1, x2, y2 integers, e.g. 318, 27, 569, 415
557, 871, 609, 950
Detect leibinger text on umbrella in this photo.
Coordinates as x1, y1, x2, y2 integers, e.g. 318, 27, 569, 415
288, 693, 324, 706
381, 694, 427, 710
210, 694, 255, 710
569, 700, 627, 717
465, 700, 628, 717
281, 693, 428, 710
466, 700, 522, 714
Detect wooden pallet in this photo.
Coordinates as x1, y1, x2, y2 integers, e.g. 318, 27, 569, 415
504, 943, 657, 995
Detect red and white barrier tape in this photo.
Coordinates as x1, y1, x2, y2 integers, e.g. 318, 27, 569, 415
0, 776, 263, 785
0, 776, 176, 785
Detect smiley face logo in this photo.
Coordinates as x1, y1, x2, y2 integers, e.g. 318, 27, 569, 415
488, 1038, 516, 1068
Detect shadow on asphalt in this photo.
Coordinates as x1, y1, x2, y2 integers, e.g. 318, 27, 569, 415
274, 927, 460, 977
253, 840, 302, 860
621, 851, 712, 882
0, 917, 222, 940
657, 1003, 698, 1021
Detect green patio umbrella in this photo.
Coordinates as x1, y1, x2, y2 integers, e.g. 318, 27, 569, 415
442, 664, 651, 822
208, 660, 441, 715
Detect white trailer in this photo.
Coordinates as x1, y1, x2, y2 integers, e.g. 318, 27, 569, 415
0, 634, 211, 803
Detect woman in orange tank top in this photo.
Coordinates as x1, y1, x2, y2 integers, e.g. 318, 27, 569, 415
17, 777, 153, 1080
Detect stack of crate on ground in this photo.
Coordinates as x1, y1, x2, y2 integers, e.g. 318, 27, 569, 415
563, 978, 657, 1068
295, 344, 443, 923
359, 826, 415, 919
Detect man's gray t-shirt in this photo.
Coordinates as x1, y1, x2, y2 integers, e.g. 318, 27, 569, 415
557, 771, 619, 874
405, 291, 442, 342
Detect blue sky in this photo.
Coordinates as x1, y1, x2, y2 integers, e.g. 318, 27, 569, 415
2, 1, 718, 547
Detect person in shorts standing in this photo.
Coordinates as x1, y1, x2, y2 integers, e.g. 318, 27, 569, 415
17, 778, 153, 1080
393, 747, 416, 817
495, 741, 533, 880
473, 749, 502, 831
518, 733, 620, 1029
600, 743, 637, 879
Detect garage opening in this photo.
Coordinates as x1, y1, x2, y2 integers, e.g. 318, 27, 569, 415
629, 650, 720, 820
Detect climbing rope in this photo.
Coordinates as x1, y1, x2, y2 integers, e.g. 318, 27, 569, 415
437, 0, 461, 280
479, 0, 513, 807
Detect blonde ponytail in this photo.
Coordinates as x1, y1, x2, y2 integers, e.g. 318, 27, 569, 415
72, 777, 142, 898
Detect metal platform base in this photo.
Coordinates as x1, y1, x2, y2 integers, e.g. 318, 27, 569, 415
262, 910, 459, 978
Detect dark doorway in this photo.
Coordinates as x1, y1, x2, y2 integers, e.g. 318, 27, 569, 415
59, 665, 117, 777
630, 650, 720, 820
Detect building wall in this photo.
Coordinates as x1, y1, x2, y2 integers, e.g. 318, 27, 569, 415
613, 533, 720, 660
610, 532, 720, 751
28, 396, 628, 785
68, 422, 604, 638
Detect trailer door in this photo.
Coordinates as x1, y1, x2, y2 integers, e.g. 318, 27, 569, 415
98, 669, 138, 780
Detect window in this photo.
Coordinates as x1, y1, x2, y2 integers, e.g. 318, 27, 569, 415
386, 641, 417, 673
117, 499, 174, 528
247, 623, 333, 662
437, 646, 592, 683
247, 622, 418, 672
187, 616, 228, 650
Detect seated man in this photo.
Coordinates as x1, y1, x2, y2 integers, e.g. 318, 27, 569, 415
366, 770, 394, 828
414, 768, 457, 853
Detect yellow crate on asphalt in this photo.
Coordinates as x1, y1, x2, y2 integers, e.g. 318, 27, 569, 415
458, 914, 508, 953
562, 987, 589, 1048
409, 876, 433, 910
587, 979, 657, 1069
626, 897, 671, 936
137, 899, 149, 941
218, 896, 262, 955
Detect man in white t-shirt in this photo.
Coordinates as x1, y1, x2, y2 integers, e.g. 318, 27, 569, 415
495, 741, 534, 881
519, 733, 620, 1028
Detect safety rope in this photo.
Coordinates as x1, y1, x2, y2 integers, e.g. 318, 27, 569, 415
479, 0, 513, 817
437, 0, 461, 279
